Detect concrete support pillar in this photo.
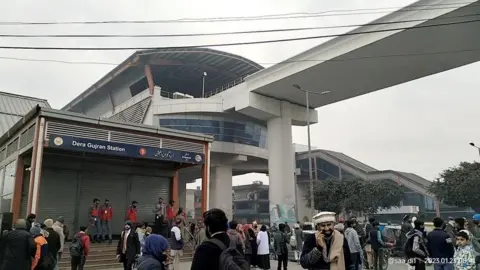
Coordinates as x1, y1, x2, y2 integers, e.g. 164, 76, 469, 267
209, 165, 233, 220
296, 183, 310, 222
267, 115, 296, 210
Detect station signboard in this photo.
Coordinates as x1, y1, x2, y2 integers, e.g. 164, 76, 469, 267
47, 134, 204, 165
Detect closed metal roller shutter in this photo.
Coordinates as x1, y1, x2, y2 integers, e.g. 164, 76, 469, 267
19, 172, 31, 219
79, 172, 128, 234
37, 169, 78, 239
129, 175, 171, 224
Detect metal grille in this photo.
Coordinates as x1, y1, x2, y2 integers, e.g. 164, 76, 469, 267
46, 121, 204, 153
45, 121, 109, 141
110, 131, 161, 148
108, 98, 150, 124
162, 138, 204, 153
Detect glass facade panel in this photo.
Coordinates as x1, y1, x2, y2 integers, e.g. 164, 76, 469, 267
159, 119, 267, 148
2, 161, 16, 196
1, 194, 12, 212
0, 167, 4, 196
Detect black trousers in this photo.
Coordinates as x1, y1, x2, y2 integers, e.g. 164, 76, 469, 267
277, 254, 288, 270
350, 252, 361, 270
70, 256, 86, 270
372, 249, 383, 270
120, 253, 135, 270
154, 215, 166, 236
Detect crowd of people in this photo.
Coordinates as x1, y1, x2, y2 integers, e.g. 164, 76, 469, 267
2, 205, 480, 270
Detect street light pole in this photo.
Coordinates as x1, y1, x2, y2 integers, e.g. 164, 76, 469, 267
293, 84, 330, 218
469, 142, 480, 156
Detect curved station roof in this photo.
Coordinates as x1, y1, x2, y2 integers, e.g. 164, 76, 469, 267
63, 48, 263, 111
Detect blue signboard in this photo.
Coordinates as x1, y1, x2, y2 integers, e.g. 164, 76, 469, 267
48, 134, 204, 165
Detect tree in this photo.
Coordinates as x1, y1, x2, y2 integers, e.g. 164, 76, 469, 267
305, 178, 404, 215
429, 161, 480, 209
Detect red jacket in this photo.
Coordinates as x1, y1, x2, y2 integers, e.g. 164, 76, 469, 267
75, 232, 90, 256
126, 207, 137, 222
99, 205, 113, 221
167, 205, 175, 220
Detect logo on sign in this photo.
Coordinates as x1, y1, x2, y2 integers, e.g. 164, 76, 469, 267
182, 153, 192, 162
139, 148, 147, 156
53, 137, 64, 146
195, 155, 202, 162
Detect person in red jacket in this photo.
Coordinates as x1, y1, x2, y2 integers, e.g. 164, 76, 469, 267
166, 200, 176, 229
125, 201, 138, 224
88, 198, 101, 243
99, 199, 113, 243
70, 226, 90, 270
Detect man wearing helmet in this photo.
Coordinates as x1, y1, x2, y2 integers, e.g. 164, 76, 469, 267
300, 211, 352, 270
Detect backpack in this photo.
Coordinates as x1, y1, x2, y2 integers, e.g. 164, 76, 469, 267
227, 233, 240, 250
209, 238, 250, 270
69, 235, 84, 257
37, 252, 55, 270
35, 237, 55, 270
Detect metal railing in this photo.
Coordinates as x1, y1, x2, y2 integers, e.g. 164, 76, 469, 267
204, 75, 248, 98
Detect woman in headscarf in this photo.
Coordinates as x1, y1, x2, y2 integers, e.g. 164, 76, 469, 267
248, 228, 259, 268
136, 234, 172, 270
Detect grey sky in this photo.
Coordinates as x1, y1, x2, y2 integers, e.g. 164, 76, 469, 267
1, 0, 478, 187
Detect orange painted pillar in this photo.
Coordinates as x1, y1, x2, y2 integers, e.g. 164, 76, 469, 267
171, 171, 179, 208
26, 118, 41, 215
144, 65, 155, 95
201, 143, 210, 214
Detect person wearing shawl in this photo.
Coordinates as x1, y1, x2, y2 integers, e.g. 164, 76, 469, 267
300, 212, 352, 270
136, 234, 172, 270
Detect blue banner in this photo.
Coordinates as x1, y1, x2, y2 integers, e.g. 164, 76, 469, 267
48, 134, 204, 165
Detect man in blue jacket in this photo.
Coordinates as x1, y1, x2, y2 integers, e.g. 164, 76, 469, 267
426, 217, 454, 270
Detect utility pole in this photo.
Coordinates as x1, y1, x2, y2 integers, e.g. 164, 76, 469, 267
292, 84, 330, 218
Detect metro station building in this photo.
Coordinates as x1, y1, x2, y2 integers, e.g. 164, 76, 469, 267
57, 47, 470, 223
0, 93, 212, 232
2, 0, 478, 227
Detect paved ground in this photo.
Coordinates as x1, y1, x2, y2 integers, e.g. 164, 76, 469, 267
114, 260, 431, 270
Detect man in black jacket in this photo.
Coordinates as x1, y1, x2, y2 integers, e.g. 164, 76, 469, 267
300, 211, 352, 270
191, 208, 229, 270
44, 219, 62, 269
116, 221, 141, 270
426, 217, 454, 270
0, 219, 36, 270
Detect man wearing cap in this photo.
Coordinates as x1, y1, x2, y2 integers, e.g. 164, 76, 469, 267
0, 219, 36, 270
52, 216, 66, 270
300, 211, 352, 270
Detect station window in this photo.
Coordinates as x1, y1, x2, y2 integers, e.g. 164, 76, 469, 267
1, 161, 16, 212
159, 118, 267, 148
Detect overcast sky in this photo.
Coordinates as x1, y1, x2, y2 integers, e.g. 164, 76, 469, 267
1, 0, 479, 188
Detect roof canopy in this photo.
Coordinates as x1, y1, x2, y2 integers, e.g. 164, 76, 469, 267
63, 48, 263, 111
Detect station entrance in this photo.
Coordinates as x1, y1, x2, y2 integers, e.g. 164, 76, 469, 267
0, 107, 212, 236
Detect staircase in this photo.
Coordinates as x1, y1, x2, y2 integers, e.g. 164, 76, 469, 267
59, 241, 121, 270
58, 240, 195, 269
